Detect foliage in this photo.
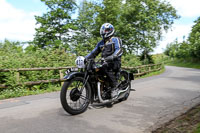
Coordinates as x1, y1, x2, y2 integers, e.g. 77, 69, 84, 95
164, 39, 180, 58
0, 40, 167, 99
137, 66, 165, 79
33, 0, 77, 49
188, 16, 200, 58
0, 40, 144, 88
1, 0, 179, 99
118, 0, 179, 53
70, 1, 99, 55
166, 58, 200, 69
164, 16, 200, 61
152, 53, 169, 64
36, 0, 179, 54
83, 0, 179, 54
122, 54, 142, 67
0, 85, 60, 100
0, 40, 76, 87
153, 104, 200, 133
140, 49, 154, 64
193, 123, 200, 133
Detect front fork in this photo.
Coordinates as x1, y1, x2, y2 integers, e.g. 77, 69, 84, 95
78, 71, 90, 101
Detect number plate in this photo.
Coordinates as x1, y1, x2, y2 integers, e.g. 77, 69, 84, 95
65, 68, 79, 74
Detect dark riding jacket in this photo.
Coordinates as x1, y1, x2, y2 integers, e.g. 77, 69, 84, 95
85, 37, 123, 63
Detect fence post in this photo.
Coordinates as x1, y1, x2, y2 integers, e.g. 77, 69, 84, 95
15, 72, 20, 84
59, 70, 64, 86
137, 69, 140, 74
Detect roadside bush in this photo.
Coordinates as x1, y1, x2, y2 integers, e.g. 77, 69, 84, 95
0, 40, 76, 87
122, 54, 142, 67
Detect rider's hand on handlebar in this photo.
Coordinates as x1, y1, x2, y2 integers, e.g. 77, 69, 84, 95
84, 58, 88, 64
101, 58, 108, 67
101, 58, 105, 62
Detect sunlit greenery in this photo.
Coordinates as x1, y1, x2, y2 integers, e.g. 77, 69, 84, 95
0, 0, 180, 99
164, 17, 200, 62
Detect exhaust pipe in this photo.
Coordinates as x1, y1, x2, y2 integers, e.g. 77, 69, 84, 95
117, 86, 130, 99
97, 82, 111, 103
97, 82, 130, 103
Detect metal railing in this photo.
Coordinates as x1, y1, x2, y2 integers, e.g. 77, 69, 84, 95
0, 63, 162, 88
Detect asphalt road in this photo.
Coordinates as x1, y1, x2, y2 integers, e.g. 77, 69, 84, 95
0, 66, 200, 133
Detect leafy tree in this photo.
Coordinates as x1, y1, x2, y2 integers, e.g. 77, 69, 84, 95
120, 0, 179, 53
188, 16, 200, 58
70, 1, 99, 55
92, 0, 123, 37
165, 16, 200, 61
164, 39, 179, 58
33, 0, 179, 56
74, 0, 179, 55
176, 41, 190, 58
33, 0, 77, 49
140, 48, 154, 64
0, 39, 22, 53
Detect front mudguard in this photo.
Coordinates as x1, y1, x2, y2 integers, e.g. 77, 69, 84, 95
64, 71, 85, 80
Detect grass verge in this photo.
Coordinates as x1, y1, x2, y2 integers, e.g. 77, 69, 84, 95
0, 84, 61, 100
153, 104, 200, 133
193, 123, 200, 133
166, 59, 200, 69
153, 60, 200, 133
136, 67, 165, 79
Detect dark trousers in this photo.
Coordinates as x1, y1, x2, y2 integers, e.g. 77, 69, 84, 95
103, 61, 121, 88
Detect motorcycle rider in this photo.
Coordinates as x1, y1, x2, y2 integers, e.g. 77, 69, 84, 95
85, 23, 123, 98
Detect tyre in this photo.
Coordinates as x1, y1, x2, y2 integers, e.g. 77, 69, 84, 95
118, 71, 131, 101
60, 76, 91, 115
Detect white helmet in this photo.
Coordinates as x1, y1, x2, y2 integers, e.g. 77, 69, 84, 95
75, 56, 85, 68
100, 23, 115, 39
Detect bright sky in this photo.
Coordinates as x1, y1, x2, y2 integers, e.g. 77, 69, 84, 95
154, 0, 200, 54
0, 0, 200, 53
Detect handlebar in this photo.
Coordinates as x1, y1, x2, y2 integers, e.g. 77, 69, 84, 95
85, 58, 105, 70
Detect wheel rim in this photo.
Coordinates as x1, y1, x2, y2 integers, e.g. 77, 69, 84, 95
66, 79, 89, 110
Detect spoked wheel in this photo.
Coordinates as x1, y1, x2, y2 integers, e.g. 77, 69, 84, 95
118, 71, 131, 101
60, 77, 91, 115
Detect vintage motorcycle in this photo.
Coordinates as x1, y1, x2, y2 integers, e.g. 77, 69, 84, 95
60, 56, 134, 115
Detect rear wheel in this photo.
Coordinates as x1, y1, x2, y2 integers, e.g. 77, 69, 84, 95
118, 71, 131, 101
60, 77, 91, 115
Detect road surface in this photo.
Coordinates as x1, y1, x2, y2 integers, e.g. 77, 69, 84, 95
0, 66, 200, 133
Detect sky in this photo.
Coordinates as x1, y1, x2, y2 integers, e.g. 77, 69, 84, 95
0, 0, 200, 53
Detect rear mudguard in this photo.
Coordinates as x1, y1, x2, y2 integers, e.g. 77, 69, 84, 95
120, 70, 134, 81
129, 72, 134, 80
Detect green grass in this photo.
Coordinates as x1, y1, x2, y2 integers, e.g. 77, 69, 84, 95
153, 104, 200, 133
136, 67, 165, 79
166, 60, 200, 69
193, 123, 200, 133
0, 85, 61, 100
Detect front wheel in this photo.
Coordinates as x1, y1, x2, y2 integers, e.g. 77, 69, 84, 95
60, 76, 91, 115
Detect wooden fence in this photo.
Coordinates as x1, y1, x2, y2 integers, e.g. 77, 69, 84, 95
0, 63, 162, 89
